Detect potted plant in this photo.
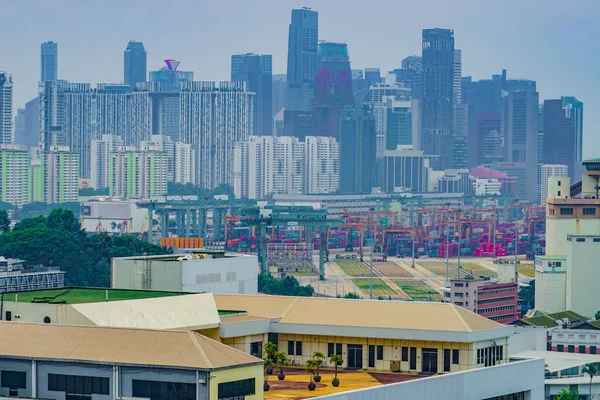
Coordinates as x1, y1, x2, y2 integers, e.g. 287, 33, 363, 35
305, 359, 318, 391
263, 342, 277, 375
263, 357, 274, 391
312, 351, 325, 382
274, 351, 290, 381
330, 354, 344, 387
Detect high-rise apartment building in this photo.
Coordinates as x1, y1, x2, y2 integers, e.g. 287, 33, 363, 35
231, 53, 273, 136
109, 147, 168, 198
543, 97, 583, 182
124, 41, 147, 89
338, 105, 377, 194
540, 164, 568, 204
284, 7, 318, 137
305, 136, 339, 194
40, 80, 68, 150
149, 60, 193, 142
421, 28, 455, 170
505, 91, 539, 202
233, 135, 337, 199
0, 72, 13, 144
180, 81, 253, 189
63, 84, 94, 178
0, 145, 31, 207
141, 135, 175, 181
40, 41, 58, 82
41, 146, 79, 204
90, 134, 124, 189
13, 97, 39, 150
174, 142, 196, 185
312, 42, 353, 138
95, 84, 131, 139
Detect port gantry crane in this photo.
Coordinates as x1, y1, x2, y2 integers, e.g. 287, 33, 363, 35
239, 206, 343, 280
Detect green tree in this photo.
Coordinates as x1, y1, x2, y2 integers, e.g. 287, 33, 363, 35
0, 210, 10, 233
330, 354, 343, 385
556, 388, 580, 400
12, 215, 47, 231
79, 187, 109, 196
519, 279, 535, 310
274, 351, 290, 379
341, 292, 360, 299
305, 359, 319, 390
258, 273, 314, 297
595, 311, 600, 320
47, 209, 84, 236
582, 363, 598, 400
312, 351, 325, 379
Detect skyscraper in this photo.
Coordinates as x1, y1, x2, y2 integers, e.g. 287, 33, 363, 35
63, 84, 94, 178
124, 41, 147, 89
284, 7, 318, 137
180, 81, 253, 189
231, 53, 273, 136
13, 97, 39, 149
0, 72, 13, 144
505, 91, 539, 202
149, 60, 194, 141
90, 134, 124, 189
272, 74, 287, 117
41, 41, 58, 82
338, 105, 377, 194
0, 145, 31, 207
305, 136, 339, 194
421, 28, 455, 170
389, 56, 423, 100
312, 42, 353, 138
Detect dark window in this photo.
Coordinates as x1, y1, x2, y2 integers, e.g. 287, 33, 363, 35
1, 371, 26, 389
576, 238, 586, 242
583, 208, 596, 215
377, 345, 384, 360
296, 341, 303, 356
547, 342, 552, 351
250, 341, 262, 358
401, 347, 408, 362
267, 333, 278, 348
452, 349, 459, 364
594, 238, 600, 243
368, 345, 375, 368
477, 349, 481, 364
579, 346, 586, 354
568, 345, 575, 353
409, 347, 417, 370
557, 345, 564, 352
133, 379, 197, 400
591, 346, 597, 354
5, 311, 11, 321
560, 208, 574, 215
288, 341, 294, 356
48, 374, 108, 396
558, 191, 561, 196
328, 343, 335, 357
336, 343, 342, 355
217, 378, 255, 400
558, 181, 562, 187
443, 349, 451, 371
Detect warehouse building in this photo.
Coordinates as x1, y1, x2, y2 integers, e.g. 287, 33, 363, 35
0, 322, 263, 400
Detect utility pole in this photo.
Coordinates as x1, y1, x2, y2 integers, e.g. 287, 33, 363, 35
445, 203, 450, 285
457, 207, 462, 279
369, 242, 373, 300
513, 199, 520, 284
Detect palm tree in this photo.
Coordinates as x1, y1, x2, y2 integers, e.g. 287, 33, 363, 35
263, 342, 277, 374
274, 351, 290, 380
263, 357, 274, 391
330, 354, 344, 387
312, 351, 325, 382
305, 359, 319, 391
583, 363, 598, 400
556, 388, 580, 400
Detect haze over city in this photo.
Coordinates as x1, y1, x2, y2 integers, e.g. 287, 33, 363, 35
2, 0, 599, 155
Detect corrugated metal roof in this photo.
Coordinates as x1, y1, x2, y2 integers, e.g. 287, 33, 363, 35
214, 294, 503, 332
70, 293, 220, 330
0, 322, 262, 370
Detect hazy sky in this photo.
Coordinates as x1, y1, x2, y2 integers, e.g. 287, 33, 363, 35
1, 0, 598, 157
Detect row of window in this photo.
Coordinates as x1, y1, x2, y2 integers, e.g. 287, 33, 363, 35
489, 314, 517, 321
1, 370, 26, 390
327, 343, 343, 357
442, 349, 460, 372
556, 344, 598, 354
48, 374, 110, 396
477, 296, 516, 305
556, 333, 597, 340
217, 378, 255, 400
477, 305, 516, 314
477, 288, 515, 296
477, 345, 503, 366
288, 341, 303, 356
567, 237, 600, 242
132, 379, 195, 400
367, 345, 384, 367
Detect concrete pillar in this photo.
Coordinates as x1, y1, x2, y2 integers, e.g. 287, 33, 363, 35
161, 211, 169, 238
31, 360, 37, 398
186, 209, 192, 238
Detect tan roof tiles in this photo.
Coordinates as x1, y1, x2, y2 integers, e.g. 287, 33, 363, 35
214, 294, 503, 332
0, 321, 261, 370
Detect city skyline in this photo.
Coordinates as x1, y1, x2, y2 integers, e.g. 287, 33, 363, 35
1, 0, 597, 156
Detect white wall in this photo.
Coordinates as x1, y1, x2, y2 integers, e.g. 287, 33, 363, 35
181, 255, 258, 295
567, 236, 600, 317
534, 270, 566, 314
509, 326, 549, 354
314, 358, 544, 400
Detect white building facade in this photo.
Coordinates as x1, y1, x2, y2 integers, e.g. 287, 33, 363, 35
174, 142, 196, 184
90, 134, 124, 189
42, 146, 79, 204
0, 72, 13, 144
541, 164, 568, 204
109, 147, 168, 198
305, 136, 339, 194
